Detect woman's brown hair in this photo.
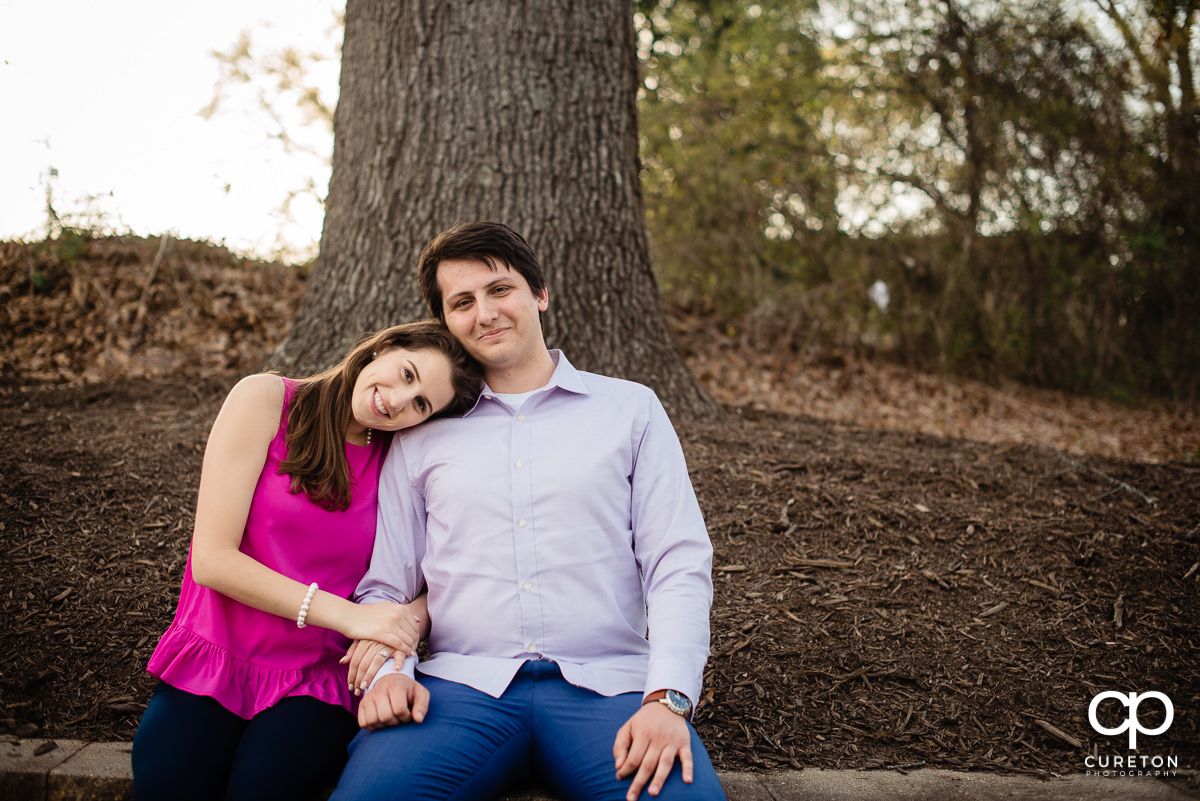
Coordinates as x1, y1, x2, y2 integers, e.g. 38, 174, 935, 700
278, 319, 482, 510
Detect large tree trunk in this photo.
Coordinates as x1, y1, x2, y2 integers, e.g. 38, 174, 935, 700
270, 0, 716, 420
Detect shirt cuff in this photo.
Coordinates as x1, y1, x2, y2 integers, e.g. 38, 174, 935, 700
365, 654, 418, 693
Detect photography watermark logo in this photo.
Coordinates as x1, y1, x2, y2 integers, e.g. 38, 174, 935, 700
1084, 690, 1179, 777
1088, 691, 1174, 749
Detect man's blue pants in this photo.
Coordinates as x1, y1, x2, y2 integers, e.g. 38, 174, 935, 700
329, 661, 726, 801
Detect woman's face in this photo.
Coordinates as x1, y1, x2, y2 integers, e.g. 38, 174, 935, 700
350, 346, 457, 433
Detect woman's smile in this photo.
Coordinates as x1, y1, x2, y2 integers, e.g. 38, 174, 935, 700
373, 389, 391, 417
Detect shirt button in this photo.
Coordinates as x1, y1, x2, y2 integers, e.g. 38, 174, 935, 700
515, 461, 525, 469
518, 519, 527, 527
527, 643, 537, 652
517, 414, 526, 422
523, 582, 532, 590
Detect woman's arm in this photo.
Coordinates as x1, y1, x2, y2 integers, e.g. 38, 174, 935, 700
188, 374, 420, 655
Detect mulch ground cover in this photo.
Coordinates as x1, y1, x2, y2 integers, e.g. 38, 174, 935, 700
1, 234, 1198, 795
2, 378, 1197, 793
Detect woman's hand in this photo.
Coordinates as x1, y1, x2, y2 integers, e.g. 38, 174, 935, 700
341, 637, 397, 695
342, 601, 421, 659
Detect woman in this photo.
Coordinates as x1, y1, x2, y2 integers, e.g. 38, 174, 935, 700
132, 319, 482, 801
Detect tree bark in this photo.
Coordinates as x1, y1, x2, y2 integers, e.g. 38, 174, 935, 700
270, 0, 716, 420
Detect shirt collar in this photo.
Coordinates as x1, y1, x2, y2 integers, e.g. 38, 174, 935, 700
543, 350, 589, 396
463, 350, 589, 417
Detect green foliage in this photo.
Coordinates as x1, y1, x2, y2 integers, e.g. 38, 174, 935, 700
52, 227, 91, 264
638, 0, 1198, 400
20, 226, 95, 294
28, 268, 49, 292
636, 0, 832, 313
26, 184, 132, 290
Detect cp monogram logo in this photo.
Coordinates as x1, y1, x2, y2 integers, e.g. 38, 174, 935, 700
1088, 691, 1174, 750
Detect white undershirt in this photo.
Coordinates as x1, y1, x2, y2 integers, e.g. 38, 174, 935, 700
490, 389, 542, 409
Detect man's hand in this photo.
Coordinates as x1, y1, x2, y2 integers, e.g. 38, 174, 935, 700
613, 701, 693, 801
357, 672, 430, 731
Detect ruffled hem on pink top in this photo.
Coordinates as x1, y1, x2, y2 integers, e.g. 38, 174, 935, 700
147, 621, 355, 719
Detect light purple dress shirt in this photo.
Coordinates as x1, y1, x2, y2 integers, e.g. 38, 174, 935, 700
356, 351, 714, 708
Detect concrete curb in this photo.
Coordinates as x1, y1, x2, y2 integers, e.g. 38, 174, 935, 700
1, 738, 1195, 801
2, 740, 132, 801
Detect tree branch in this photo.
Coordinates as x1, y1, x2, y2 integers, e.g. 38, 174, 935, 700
1038, 441, 1158, 507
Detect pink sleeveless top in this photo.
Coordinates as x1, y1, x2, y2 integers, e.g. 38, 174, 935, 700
147, 379, 384, 718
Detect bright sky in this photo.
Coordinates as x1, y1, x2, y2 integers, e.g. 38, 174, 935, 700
1, 0, 343, 262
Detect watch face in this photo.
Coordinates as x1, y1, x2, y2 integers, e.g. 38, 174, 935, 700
665, 690, 691, 715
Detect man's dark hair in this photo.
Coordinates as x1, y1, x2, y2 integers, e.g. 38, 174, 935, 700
417, 222, 546, 322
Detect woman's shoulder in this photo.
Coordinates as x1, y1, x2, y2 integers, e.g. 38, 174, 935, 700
229, 372, 286, 401
219, 373, 287, 425
200, 373, 289, 460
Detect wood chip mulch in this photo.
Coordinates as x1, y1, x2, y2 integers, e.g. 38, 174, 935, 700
1, 235, 1197, 794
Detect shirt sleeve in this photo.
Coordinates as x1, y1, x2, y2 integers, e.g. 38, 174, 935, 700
366, 654, 419, 692
630, 393, 714, 709
354, 436, 426, 606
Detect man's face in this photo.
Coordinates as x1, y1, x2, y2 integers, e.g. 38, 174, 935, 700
437, 257, 549, 372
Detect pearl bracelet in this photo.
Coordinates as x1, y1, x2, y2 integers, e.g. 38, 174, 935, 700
296, 582, 318, 628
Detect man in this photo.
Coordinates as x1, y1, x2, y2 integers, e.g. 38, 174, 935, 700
331, 222, 725, 801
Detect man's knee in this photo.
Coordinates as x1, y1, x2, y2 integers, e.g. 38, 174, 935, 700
332, 718, 534, 801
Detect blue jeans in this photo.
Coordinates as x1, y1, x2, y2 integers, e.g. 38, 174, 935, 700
132, 681, 359, 801
330, 661, 725, 801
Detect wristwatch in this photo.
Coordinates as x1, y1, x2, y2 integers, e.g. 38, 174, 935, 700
656, 689, 692, 717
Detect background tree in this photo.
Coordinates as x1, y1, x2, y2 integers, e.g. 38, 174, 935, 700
822, 0, 1198, 396
635, 0, 832, 315
1088, 0, 1199, 397
201, 16, 345, 261
270, 0, 716, 418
